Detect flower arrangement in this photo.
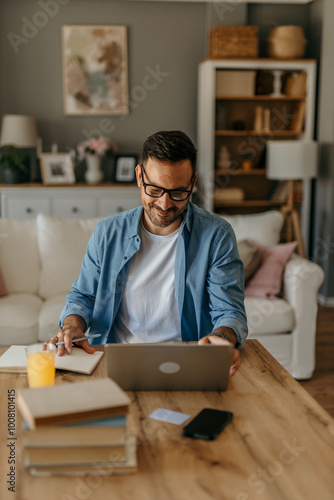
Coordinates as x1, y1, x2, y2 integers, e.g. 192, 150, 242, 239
77, 137, 117, 160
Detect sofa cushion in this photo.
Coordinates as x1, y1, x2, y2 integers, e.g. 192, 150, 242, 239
245, 296, 295, 336
222, 211, 283, 246
0, 293, 42, 345
237, 240, 262, 282
0, 219, 39, 294
37, 214, 101, 300
245, 241, 298, 299
38, 293, 67, 342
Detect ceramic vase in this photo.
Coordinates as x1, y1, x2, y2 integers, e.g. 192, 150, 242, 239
85, 154, 104, 185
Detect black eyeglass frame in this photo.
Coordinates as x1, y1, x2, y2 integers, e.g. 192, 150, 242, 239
140, 165, 195, 202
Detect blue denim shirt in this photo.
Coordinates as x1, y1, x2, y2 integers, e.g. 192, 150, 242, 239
59, 202, 248, 348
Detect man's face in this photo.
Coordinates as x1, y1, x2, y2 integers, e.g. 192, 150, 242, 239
136, 157, 197, 235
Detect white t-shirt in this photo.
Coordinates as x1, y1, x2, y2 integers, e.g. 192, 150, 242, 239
112, 222, 181, 343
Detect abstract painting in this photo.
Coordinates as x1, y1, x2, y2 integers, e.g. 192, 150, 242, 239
62, 25, 128, 115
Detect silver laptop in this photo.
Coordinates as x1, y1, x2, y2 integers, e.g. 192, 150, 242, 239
105, 342, 234, 391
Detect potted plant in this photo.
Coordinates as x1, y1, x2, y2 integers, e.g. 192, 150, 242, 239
242, 152, 255, 171
0, 145, 30, 184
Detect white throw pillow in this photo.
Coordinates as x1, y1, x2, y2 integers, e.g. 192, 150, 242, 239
37, 214, 101, 300
221, 211, 283, 246
0, 219, 39, 294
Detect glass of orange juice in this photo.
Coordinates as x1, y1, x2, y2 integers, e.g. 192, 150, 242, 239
25, 343, 56, 388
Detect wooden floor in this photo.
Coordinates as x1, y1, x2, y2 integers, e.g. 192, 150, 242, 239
299, 305, 334, 418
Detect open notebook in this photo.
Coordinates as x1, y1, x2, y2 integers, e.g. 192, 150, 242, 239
0, 345, 104, 375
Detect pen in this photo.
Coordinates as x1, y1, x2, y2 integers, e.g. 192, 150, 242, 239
55, 334, 102, 346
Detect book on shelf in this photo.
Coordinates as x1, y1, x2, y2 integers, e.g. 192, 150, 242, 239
266, 180, 280, 201
294, 72, 307, 97
269, 181, 290, 202
290, 101, 306, 132
293, 180, 303, 203
285, 72, 307, 97
268, 181, 302, 204
17, 377, 131, 429
0, 345, 104, 375
285, 72, 298, 96
27, 436, 137, 476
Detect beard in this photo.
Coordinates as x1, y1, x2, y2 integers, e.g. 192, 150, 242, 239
143, 200, 188, 228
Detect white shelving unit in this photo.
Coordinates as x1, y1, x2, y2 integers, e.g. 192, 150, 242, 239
197, 58, 317, 250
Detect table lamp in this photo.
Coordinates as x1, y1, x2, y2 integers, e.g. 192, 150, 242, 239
267, 140, 318, 258
0, 114, 39, 182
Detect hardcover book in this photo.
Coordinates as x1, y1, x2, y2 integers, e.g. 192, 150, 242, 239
27, 436, 137, 476
18, 377, 131, 429
24, 440, 129, 467
22, 421, 127, 448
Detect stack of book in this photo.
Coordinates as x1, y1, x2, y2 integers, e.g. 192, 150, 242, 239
284, 72, 307, 132
268, 180, 303, 203
285, 72, 307, 97
17, 377, 137, 476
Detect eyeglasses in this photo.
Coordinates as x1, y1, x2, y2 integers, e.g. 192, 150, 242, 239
141, 165, 194, 202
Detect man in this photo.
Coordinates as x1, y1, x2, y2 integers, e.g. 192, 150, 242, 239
52, 131, 248, 376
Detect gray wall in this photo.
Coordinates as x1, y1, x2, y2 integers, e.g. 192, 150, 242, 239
311, 0, 334, 301
0, 0, 207, 155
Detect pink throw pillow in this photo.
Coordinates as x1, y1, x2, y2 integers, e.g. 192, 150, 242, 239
0, 266, 8, 297
245, 241, 298, 300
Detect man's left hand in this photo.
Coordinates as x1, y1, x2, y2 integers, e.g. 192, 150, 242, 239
198, 334, 241, 377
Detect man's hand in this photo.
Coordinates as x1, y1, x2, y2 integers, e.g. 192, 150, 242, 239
48, 315, 95, 356
198, 334, 241, 377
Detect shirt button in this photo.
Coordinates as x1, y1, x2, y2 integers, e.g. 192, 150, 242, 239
124, 256, 127, 260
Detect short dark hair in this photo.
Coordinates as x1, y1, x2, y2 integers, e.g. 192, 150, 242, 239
141, 130, 197, 173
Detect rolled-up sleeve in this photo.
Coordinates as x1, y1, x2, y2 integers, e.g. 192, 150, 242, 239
206, 224, 248, 349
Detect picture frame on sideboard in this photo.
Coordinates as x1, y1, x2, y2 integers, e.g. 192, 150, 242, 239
114, 154, 138, 183
40, 153, 76, 185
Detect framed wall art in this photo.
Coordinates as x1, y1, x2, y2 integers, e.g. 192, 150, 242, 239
62, 25, 129, 116
40, 153, 76, 185
114, 154, 138, 183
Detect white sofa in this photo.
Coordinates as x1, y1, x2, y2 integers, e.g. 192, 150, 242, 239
0, 211, 324, 379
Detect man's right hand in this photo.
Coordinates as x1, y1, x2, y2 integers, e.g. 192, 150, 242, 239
49, 315, 96, 356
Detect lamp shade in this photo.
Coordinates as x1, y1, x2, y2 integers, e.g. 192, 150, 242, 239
0, 114, 38, 148
267, 140, 318, 180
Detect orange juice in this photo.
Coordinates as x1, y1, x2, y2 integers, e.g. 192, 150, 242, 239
26, 351, 55, 388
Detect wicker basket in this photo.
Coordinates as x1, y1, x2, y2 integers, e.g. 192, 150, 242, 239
209, 26, 259, 59
267, 25, 307, 59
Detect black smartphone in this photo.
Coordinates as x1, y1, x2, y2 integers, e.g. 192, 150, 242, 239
183, 408, 233, 440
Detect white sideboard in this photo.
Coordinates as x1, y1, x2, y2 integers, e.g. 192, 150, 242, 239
0, 184, 142, 220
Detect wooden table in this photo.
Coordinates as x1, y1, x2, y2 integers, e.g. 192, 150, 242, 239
1, 340, 333, 500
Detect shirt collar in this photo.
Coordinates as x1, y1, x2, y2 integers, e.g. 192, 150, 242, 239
127, 207, 144, 239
